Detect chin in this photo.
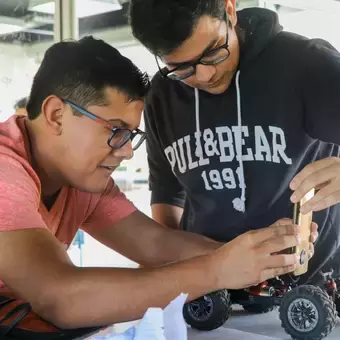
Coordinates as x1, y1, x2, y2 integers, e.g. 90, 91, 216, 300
206, 72, 236, 94
74, 185, 107, 194
72, 178, 110, 194
200, 84, 227, 95
201, 78, 231, 95
85, 186, 107, 194
204, 85, 228, 94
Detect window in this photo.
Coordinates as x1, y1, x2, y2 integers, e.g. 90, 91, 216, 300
0, 0, 56, 120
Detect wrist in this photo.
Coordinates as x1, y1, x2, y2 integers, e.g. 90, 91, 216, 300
203, 252, 223, 291
203, 237, 224, 251
208, 243, 236, 291
211, 241, 224, 250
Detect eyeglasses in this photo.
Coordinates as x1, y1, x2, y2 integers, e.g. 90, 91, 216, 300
62, 99, 147, 151
156, 13, 230, 81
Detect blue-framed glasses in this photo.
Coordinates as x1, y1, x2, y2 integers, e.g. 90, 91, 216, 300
62, 99, 147, 151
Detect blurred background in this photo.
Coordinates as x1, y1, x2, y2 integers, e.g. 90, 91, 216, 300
0, 0, 339, 267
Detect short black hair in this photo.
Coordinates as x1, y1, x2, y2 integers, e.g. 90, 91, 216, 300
14, 97, 28, 110
129, 0, 226, 56
26, 36, 150, 120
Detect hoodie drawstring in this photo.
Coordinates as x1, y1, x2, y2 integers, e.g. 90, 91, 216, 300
194, 70, 246, 213
233, 70, 246, 212
194, 87, 203, 158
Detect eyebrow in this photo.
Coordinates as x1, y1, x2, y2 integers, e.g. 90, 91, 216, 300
167, 39, 220, 67
107, 118, 129, 128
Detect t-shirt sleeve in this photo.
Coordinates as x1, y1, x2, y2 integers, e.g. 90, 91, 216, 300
81, 178, 137, 233
302, 38, 340, 145
0, 156, 47, 232
144, 92, 186, 208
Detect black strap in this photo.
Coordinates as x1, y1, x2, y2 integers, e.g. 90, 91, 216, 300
0, 303, 31, 336
2, 326, 103, 339
0, 298, 16, 309
0, 296, 104, 339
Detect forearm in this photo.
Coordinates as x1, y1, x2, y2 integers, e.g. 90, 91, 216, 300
146, 204, 223, 266
91, 211, 222, 268
143, 228, 223, 267
42, 255, 217, 329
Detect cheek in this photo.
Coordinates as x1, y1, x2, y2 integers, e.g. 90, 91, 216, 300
182, 77, 198, 88
124, 109, 143, 128
62, 127, 109, 171
228, 40, 240, 69
217, 54, 236, 74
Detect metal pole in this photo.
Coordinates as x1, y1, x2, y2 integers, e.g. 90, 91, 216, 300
54, 0, 82, 266
54, 0, 79, 42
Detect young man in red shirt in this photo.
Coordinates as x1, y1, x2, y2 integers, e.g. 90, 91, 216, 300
0, 36, 307, 338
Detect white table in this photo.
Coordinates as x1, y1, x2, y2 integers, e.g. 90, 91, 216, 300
88, 326, 280, 340
88, 305, 340, 339
224, 305, 340, 340
188, 328, 279, 340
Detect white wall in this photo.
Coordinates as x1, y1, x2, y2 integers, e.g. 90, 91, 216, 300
279, 10, 340, 50
0, 43, 41, 121
117, 43, 158, 77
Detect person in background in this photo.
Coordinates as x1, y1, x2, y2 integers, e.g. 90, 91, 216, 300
129, 0, 340, 285
0, 36, 306, 338
14, 97, 28, 116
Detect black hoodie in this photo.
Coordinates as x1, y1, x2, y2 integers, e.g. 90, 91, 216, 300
144, 8, 340, 284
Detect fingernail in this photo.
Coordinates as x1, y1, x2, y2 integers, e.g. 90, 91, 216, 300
290, 181, 296, 190
290, 194, 297, 202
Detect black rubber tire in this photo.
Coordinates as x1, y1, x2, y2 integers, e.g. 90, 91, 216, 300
183, 290, 231, 331
279, 285, 337, 340
335, 296, 340, 316
335, 279, 340, 316
242, 302, 275, 314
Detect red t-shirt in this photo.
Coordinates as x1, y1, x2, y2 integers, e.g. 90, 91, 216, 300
0, 115, 136, 332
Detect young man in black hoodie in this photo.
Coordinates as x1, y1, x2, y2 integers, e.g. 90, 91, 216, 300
129, 0, 340, 285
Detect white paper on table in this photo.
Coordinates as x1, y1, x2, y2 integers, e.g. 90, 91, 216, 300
92, 293, 188, 340
134, 308, 166, 340
163, 293, 188, 340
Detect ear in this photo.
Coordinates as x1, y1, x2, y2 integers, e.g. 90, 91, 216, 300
41, 96, 65, 136
225, 0, 237, 27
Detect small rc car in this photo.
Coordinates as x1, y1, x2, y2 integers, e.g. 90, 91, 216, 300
183, 271, 339, 340
184, 190, 339, 340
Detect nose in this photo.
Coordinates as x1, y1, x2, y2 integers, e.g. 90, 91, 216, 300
111, 141, 134, 160
195, 64, 216, 84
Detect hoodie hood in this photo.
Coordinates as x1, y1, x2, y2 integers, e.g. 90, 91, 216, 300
194, 8, 283, 212
237, 7, 283, 67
